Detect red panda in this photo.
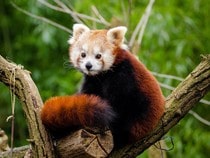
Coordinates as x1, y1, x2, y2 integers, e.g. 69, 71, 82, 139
41, 24, 165, 147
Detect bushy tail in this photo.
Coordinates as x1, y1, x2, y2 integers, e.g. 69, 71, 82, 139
41, 94, 115, 135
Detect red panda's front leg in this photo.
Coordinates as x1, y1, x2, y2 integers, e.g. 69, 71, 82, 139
41, 94, 115, 136
129, 101, 165, 142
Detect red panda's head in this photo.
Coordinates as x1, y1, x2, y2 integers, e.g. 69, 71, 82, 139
68, 24, 127, 76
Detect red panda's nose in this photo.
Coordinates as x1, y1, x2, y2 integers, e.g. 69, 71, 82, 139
85, 62, 92, 70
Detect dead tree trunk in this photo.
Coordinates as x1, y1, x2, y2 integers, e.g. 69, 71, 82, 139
0, 54, 209, 158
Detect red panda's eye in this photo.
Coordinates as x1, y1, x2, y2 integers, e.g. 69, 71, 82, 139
95, 54, 102, 59
81, 52, 86, 58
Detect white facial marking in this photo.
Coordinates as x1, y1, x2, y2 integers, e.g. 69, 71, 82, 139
70, 47, 80, 67
102, 50, 115, 70
93, 46, 100, 54
82, 44, 88, 52
70, 40, 115, 76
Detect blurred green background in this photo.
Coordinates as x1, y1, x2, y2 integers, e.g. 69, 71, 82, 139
0, 0, 209, 157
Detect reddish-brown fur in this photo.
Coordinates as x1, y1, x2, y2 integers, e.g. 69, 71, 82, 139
114, 48, 165, 141
41, 94, 114, 133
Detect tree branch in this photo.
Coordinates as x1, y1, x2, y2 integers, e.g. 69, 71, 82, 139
0, 54, 209, 157
0, 55, 55, 157
11, 2, 72, 34
0, 145, 29, 158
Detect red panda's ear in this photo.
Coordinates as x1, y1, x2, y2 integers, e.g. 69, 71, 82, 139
68, 24, 90, 44
107, 26, 127, 46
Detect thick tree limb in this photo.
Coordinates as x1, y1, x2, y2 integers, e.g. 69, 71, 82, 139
0, 55, 55, 158
56, 129, 113, 158
0, 54, 209, 157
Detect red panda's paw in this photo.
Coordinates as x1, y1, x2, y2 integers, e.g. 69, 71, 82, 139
129, 122, 150, 142
129, 116, 162, 142
41, 94, 115, 133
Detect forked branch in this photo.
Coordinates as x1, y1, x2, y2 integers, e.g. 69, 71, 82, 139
0, 54, 209, 157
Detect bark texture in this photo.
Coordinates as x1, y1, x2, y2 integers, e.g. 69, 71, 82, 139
0, 145, 29, 158
56, 129, 113, 158
0, 56, 55, 158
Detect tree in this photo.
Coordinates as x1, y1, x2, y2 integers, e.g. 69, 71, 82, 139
0, 54, 209, 157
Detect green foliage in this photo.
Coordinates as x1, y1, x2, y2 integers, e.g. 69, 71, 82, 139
0, 0, 209, 157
